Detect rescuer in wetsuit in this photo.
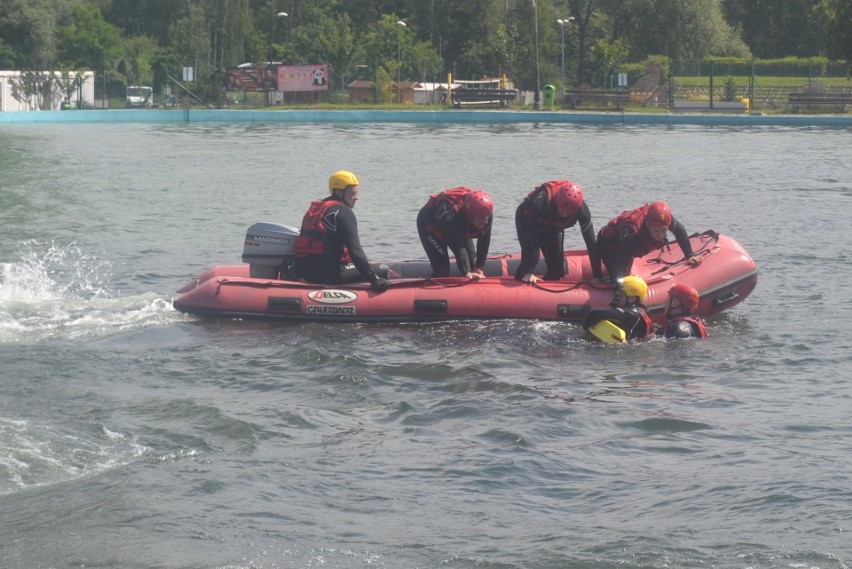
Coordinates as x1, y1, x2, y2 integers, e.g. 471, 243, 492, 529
294, 170, 390, 291
596, 201, 703, 283
514, 179, 602, 283
661, 283, 708, 339
583, 275, 654, 342
416, 187, 494, 280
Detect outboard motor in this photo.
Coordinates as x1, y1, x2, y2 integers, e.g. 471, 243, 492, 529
241, 222, 300, 279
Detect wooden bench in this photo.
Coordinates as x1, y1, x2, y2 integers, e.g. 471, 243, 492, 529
451, 88, 517, 108
788, 92, 849, 112
566, 90, 625, 109
672, 100, 748, 112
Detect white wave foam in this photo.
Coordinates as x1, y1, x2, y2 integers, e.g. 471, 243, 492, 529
0, 418, 150, 496
0, 241, 185, 343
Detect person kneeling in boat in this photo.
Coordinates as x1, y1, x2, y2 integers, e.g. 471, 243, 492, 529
660, 284, 708, 339
514, 179, 603, 283
294, 170, 390, 292
583, 275, 653, 343
417, 187, 494, 280
596, 201, 703, 283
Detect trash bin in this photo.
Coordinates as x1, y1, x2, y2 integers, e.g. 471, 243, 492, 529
543, 84, 556, 108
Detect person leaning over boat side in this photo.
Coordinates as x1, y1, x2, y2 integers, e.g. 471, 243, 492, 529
417, 187, 494, 280
660, 284, 708, 339
294, 170, 390, 292
596, 201, 703, 284
583, 275, 654, 343
514, 179, 603, 283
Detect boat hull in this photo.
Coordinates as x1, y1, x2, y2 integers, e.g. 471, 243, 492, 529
173, 231, 757, 323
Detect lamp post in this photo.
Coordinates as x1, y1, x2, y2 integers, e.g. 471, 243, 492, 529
396, 20, 406, 104
556, 17, 574, 103
269, 12, 288, 63
267, 12, 288, 105
532, 0, 540, 110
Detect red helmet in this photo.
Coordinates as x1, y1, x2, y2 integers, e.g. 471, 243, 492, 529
668, 284, 699, 311
464, 189, 494, 219
554, 181, 584, 215
646, 201, 672, 228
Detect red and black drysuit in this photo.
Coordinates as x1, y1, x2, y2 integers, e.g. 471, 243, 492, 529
416, 188, 492, 278
295, 196, 387, 285
583, 304, 654, 341
662, 316, 708, 339
514, 183, 603, 281
597, 204, 696, 282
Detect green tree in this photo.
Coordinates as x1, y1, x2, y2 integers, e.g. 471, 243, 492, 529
819, 0, 852, 67
0, 0, 75, 69
116, 35, 158, 87
723, 0, 825, 58
567, 0, 602, 86
362, 14, 409, 88
103, 0, 184, 46
612, 0, 750, 61
279, 5, 365, 90
592, 37, 627, 88
58, 4, 124, 70
0, 37, 16, 68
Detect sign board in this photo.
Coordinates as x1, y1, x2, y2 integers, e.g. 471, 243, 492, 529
277, 65, 330, 92
618, 73, 628, 87
225, 64, 330, 93
183, 67, 194, 82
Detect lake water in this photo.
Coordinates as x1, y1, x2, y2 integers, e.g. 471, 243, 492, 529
1, 120, 850, 568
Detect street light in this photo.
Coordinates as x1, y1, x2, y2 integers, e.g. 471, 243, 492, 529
396, 20, 406, 104
267, 12, 288, 105
556, 17, 574, 103
270, 12, 288, 63
532, 0, 540, 110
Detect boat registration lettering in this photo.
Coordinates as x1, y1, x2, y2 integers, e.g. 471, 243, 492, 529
307, 305, 356, 315
307, 289, 358, 304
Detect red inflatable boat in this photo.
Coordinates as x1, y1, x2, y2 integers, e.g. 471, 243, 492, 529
173, 224, 757, 323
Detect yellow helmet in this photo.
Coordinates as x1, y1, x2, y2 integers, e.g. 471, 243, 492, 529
329, 170, 360, 193
621, 275, 648, 302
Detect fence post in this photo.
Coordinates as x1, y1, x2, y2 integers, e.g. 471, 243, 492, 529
709, 59, 715, 109
668, 58, 673, 111
749, 59, 755, 110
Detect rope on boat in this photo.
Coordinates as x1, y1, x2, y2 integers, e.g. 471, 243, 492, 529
646, 230, 719, 276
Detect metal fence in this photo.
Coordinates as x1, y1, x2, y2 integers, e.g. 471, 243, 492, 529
668, 59, 850, 111
560, 59, 849, 112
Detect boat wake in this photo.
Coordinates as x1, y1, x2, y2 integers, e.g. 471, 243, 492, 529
0, 241, 181, 343
0, 417, 149, 496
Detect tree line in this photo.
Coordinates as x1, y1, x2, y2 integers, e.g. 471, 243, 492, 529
0, 0, 848, 103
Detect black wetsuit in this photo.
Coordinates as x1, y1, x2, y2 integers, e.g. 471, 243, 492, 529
663, 316, 708, 339
417, 198, 492, 278
297, 197, 387, 285
597, 215, 695, 282
583, 305, 654, 341
514, 191, 602, 281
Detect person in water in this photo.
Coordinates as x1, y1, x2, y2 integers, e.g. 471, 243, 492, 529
417, 187, 494, 280
596, 201, 703, 283
660, 284, 708, 339
514, 179, 602, 283
583, 275, 654, 342
294, 170, 390, 291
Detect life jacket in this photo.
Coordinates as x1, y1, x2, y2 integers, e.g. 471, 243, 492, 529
424, 187, 484, 240
629, 305, 655, 339
523, 182, 580, 232
584, 304, 653, 341
294, 198, 351, 263
668, 316, 708, 338
599, 204, 664, 257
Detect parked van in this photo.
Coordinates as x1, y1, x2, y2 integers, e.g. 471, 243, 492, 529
126, 86, 153, 108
